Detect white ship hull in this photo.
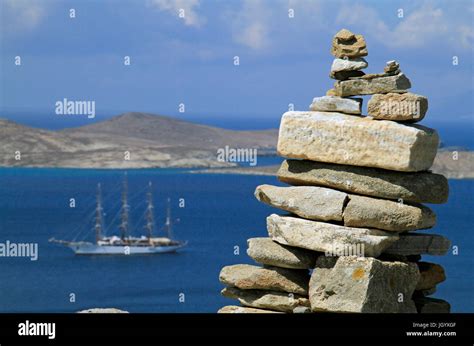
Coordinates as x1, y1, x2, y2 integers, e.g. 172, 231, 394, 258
50, 179, 187, 256
67, 243, 186, 255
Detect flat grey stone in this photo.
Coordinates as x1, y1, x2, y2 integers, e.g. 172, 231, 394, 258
267, 214, 399, 258
219, 264, 309, 295
255, 184, 347, 222
334, 73, 411, 96
221, 287, 310, 313
343, 194, 436, 232
277, 159, 449, 204
309, 96, 362, 114
247, 237, 319, 269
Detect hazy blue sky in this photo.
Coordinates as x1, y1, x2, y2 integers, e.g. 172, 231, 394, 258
1, 0, 473, 128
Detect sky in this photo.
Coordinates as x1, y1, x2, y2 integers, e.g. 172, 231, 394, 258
0, 0, 473, 129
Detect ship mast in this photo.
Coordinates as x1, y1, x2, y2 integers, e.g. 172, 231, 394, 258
119, 173, 129, 240
145, 182, 154, 240
165, 198, 172, 239
95, 183, 103, 243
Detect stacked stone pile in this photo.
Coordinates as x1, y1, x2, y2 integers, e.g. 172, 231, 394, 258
218, 29, 451, 314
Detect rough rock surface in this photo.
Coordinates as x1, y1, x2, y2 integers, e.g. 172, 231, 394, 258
247, 237, 319, 269
255, 184, 435, 232
384, 233, 451, 256
255, 184, 347, 222
277, 111, 439, 172
334, 73, 411, 96
368, 93, 428, 122
218, 305, 283, 313
331, 58, 368, 73
414, 297, 451, 313
413, 287, 437, 297
331, 29, 368, 58
309, 256, 419, 313
277, 160, 449, 204
221, 287, 310, 313
384, 60, 400, 73
343, 195, 436, 232
219, 264, 309, 295
309, 96, 362, 114
416, 262, 446, 290
332, 70, 365, 80
267, 214, 398, 258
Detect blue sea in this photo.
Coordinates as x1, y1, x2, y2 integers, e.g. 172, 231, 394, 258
0, 167, 473, 313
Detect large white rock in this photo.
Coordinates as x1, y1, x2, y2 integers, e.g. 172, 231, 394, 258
277, 111, 439, 172
267, 214, 399, 258
309, 96, 362, 115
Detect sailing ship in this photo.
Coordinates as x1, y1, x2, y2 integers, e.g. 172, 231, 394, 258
50, 177, 187, 255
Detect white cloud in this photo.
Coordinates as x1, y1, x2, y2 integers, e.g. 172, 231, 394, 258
228, 0, 272, 50
336, 3, 472, 50
2, 0, 47, 34
226, 0, 329, 51
149, 0, 204, 27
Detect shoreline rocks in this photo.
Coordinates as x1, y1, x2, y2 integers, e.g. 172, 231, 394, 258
77, 308, 129, 313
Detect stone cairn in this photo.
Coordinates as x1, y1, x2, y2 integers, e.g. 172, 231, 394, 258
218, 29, 452, 314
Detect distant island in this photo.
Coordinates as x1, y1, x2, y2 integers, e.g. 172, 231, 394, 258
0, 112, 472, 179
0, 112, 277, 169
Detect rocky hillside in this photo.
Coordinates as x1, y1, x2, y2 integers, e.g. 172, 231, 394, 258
0, 113, 277, 169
